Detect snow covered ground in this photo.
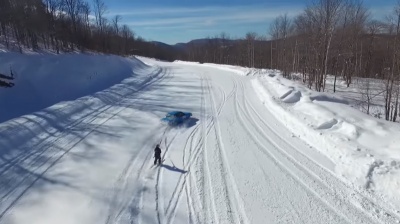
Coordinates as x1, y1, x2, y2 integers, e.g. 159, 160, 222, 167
316, 75, 394, 120
252, 71, 400, 210
1, 54, 400, 224
0, 52, 149, 123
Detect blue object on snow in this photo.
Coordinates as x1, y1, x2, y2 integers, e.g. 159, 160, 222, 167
161, 111, 193, 126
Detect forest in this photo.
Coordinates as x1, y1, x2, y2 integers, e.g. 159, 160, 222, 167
181, 0, 400, 122
0, 0, 399, 122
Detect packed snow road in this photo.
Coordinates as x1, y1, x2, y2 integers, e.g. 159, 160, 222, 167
0, 57, 398, 224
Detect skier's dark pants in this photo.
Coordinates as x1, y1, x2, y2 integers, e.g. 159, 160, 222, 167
154, 156, 161, 165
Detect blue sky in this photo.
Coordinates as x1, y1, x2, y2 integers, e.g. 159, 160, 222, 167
102, 0, 396, 45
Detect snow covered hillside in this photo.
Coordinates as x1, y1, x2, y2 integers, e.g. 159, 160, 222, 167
0, 53, 149, 122
1, 54, 400, 224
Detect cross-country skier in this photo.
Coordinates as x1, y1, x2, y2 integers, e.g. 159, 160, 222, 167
154, 144, 162, 165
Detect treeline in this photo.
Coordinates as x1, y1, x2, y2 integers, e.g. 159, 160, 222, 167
1, 0, 398, 121
180, 0, 400, 122
0, 0, 175, 59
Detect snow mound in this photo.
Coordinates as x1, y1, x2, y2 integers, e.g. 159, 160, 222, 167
310, 94, 349, 104
282, 90, 302, 103
174, 60, 251, 76
173, 60, 200, 65
335, 120, 359, 139
271, 83, 293, 99
252, 71, 400, 209
0, 53, 148, 122
373, 161, 400, 201
316, 118, 338, 130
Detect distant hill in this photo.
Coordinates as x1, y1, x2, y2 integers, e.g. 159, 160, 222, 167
152, 38, 244, 52
174, 38, 240, 47
151, 41, 179, 51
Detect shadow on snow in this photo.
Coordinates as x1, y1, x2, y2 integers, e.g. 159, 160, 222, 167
0, 65, 205, 221
163, 117, 200, 129
160, 164, 187, 174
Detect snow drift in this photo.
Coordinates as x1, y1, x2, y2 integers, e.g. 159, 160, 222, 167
252, 71, 400, 209
173, 60, 253, 76
0, 53, 148, 122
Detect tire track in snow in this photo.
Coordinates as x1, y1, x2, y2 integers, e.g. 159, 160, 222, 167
0, 67, 165, 178
120, 126, 176, 224
164, 128, 204, 224
208, 76, 238, 224
0, 65, 168, 222
163, 74, 216, 224
82, 67, 173, 224
209, 76, 250, 224
183, 75, 205, 224
1, 103, 131, 220
105, 125, 169, 224
154, 129, 180, 224
232, 77, 353, 223
163, 72, 238, 224
146, 71, 239, 224
199, 74, 219, 224
237, 78, 337, 220
0, 66, 166, 184
255, 78, 400, 223
233, 76, 385, 224
128, 135, 170, 224
239, 77, 399, 224
171, 75, 244, 224
184, 74, 211, 224
161, 75, 206, 224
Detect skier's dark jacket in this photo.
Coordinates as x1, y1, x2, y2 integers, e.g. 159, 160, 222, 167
154, 146, 161, 158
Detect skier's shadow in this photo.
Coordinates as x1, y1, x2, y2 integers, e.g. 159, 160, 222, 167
160, 164, 187, 174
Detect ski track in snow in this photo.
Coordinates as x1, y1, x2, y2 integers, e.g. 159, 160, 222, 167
0, 65, 167, 221
163, 75, 219, 224
232, 76, 398, 224
1, 57, 400, 224
163, 67, 397, 223
206, 75, 250, 224
160, 73, 239, 224
104, 68, 176, 224
105, 124, 170, 224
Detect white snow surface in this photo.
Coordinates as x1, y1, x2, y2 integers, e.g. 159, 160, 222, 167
0, 52, 147, 122
252, 70, 400, 209
0, 55, 400, 224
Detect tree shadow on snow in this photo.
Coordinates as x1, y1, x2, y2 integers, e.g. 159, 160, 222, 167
0, 64, 203, 221
0, 106, 128, 220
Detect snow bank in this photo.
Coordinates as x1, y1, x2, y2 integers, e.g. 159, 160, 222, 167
0, 53, 148, 122
252, 71, 400, 209
201, 63, 251, 76
173, 60, 252, 76
173, 60, 200, 65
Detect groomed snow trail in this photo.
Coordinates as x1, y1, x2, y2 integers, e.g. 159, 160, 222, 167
1, 57, 398, 224
140, 60, 398, 224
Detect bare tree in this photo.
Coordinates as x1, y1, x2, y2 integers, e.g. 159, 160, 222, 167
121, 24, 134, 55
313, 0, 345, 91
92, 0, 107, 31
61, 0, 87, 49
389, 4, 400, 121
112, 15, 122, 35
270, 14, 292, 77
245, 32, 257, 67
